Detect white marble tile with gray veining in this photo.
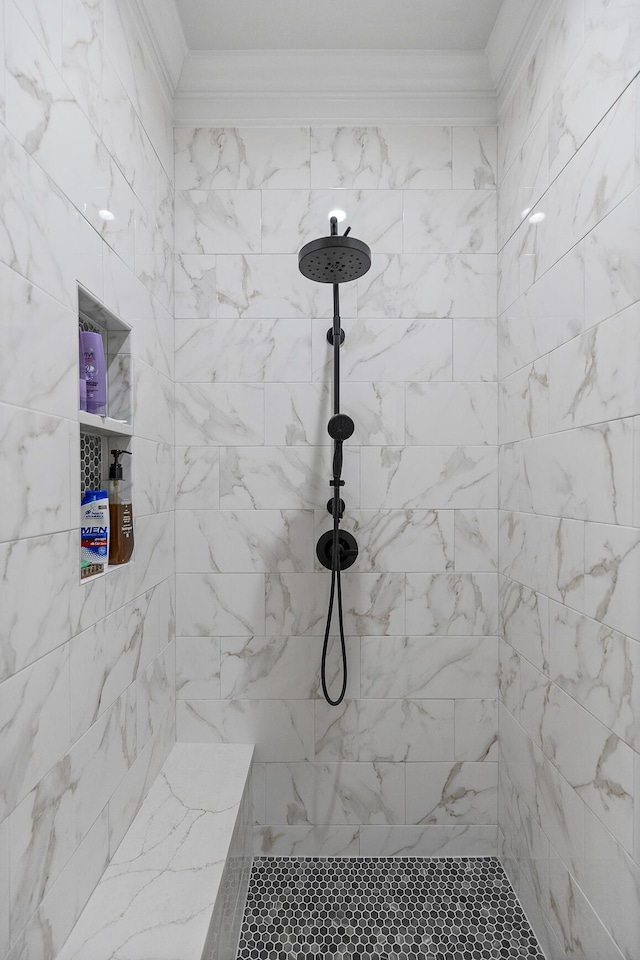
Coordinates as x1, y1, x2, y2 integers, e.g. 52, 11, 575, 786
406, 573, 498, 636
0, 815, 8, 952
175, 254, 217, 318
454, 510, 498, 573
359, 825, 497, 857
0, 529, 105, 682
265, 381, 404, 446
266, 572, 404, 637
406, 761, 497, 825
0, 405, 71, 543
136, 645, 174, 749
498, 244, 584, 379
314, 699, 454, 762
216, 254, 357, 319
254, 825, 360, 858
176, 573, 266, 637
176, 509, 314, 573
500, 578, 549, 672
220, 634, 360, 701
453, 318, 497, 382
220, 445, 359, 510
8, 693, 133, 938
404, 190, 497, 254
452, 127, 497, 189
360, 636, 498, 700
550, 301, 640, 432
310, 126, 452, 189
133, 439, 174, 517
0, 645, 70, 821
499, 511, 584, 609
175, 126, 310, 190
454, 699, 498, 761
584, 523, 640, 642
312, 317, 453, 382
499, 358, 549, 444
549, 601, 640, 753
176, 699, 313, 762
176, 318, 311, 382
360, 446, 497, 510
357, 253, 496, 319
584, 188, 640, 325
548, 855, 626, 960
262, 189, 402, 254
104, 512, 174, 615
175, 189, 261, 255
315, 509, 455, 573
175, 383, 264, 446
176, 636, 221, 700
265, 761, 405, 825
175, 446, 219, 509
406, 382, 498, 445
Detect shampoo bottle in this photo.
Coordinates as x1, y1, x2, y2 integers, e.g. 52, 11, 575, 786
107, 449, 134, 565
81, 489, 109, 577
80, 330, 107, 415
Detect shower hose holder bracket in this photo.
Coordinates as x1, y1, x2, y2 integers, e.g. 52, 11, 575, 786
326, 327, 345, 346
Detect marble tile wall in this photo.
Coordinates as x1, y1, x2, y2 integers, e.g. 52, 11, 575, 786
497, 1, 640, 957
0, 1, 175, 957
173, 122, 500, 856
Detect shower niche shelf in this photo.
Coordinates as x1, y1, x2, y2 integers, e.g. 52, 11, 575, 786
78, 286, 133, 581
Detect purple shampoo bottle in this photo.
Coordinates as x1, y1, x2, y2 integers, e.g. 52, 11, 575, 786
81, 330, 107, 415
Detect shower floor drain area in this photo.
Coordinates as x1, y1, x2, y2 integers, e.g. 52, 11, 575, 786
236, 857, 544, 960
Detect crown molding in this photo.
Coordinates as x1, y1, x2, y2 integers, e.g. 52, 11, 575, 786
486, 0, 556, 113
173, 49, 497, 126
127, 0, 188, 101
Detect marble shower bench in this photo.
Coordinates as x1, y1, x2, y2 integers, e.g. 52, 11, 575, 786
55, 742, 254, 960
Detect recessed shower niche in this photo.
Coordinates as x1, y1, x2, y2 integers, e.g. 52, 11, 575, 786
78, 286, 133, 579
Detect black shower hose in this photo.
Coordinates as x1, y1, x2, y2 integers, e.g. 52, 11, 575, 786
321, 459, 348, 706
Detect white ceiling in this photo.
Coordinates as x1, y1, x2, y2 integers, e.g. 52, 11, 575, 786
175, 0, 506, 51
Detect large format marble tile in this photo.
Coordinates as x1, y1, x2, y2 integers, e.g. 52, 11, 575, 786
547, 855, 626, 960
357, 253, 496, 319
216, 254, 357, 319
265, 381, 405, 446
0, 646, 71, 821
454, 510, 498, 573
176, 573, 266, 637
174, 383, 265, 446
175, 189, 261, 254
453, 318, 497, 382
8, 695, 133, 937
175, 127, 310, 190
500, 579, 549, 672
220, 446, 359, 510
549, 602, 640, 753
176, 637, 221, 700
262, 189, 402, 254
310, 126, 452, 189
254, 825, 360, 857
0, 529, 105, 682
311, 317, 453, 383
0, 816, 8, 952
359, 825, 497, 857
406, 382, 498, 445
360, 446, 498, 509
406, 762, 498, 825
454, 699, 498, 762
136, 645, 175, 749
404, 190, 497, 254
452, 127, 497, 189
266, 572, 404, 636
174, 254, 217, 318
360, 636, 498, 700
176, 318, 311, 382
176, 509, 314, 573
406, 573, 498, 636
314, 699, 455, 762
584, 189, 640, 325
314, 509, 455, 573
176, 699, 313, 762
265, 761, 405, 825
584, 523, 640, 642
219, 635, 360, 701
175, 447, 220, 510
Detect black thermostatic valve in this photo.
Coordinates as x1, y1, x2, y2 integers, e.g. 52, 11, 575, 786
316, 530, 359, 571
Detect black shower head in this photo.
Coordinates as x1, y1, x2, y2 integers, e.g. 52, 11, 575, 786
298, 234, 372, 284
327, 413, 355, 442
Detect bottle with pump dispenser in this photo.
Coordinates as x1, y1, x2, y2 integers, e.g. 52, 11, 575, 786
107, 449, 134, 565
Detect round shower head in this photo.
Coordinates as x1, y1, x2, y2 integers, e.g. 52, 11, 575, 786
298, 235, 371, 284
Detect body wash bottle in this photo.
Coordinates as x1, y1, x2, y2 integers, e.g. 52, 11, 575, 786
107, 449, 134, 564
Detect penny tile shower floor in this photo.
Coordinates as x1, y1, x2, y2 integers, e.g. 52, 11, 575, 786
236, 857, 545, 960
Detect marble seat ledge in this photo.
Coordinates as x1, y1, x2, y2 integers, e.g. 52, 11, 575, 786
54, 742, 254, 960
